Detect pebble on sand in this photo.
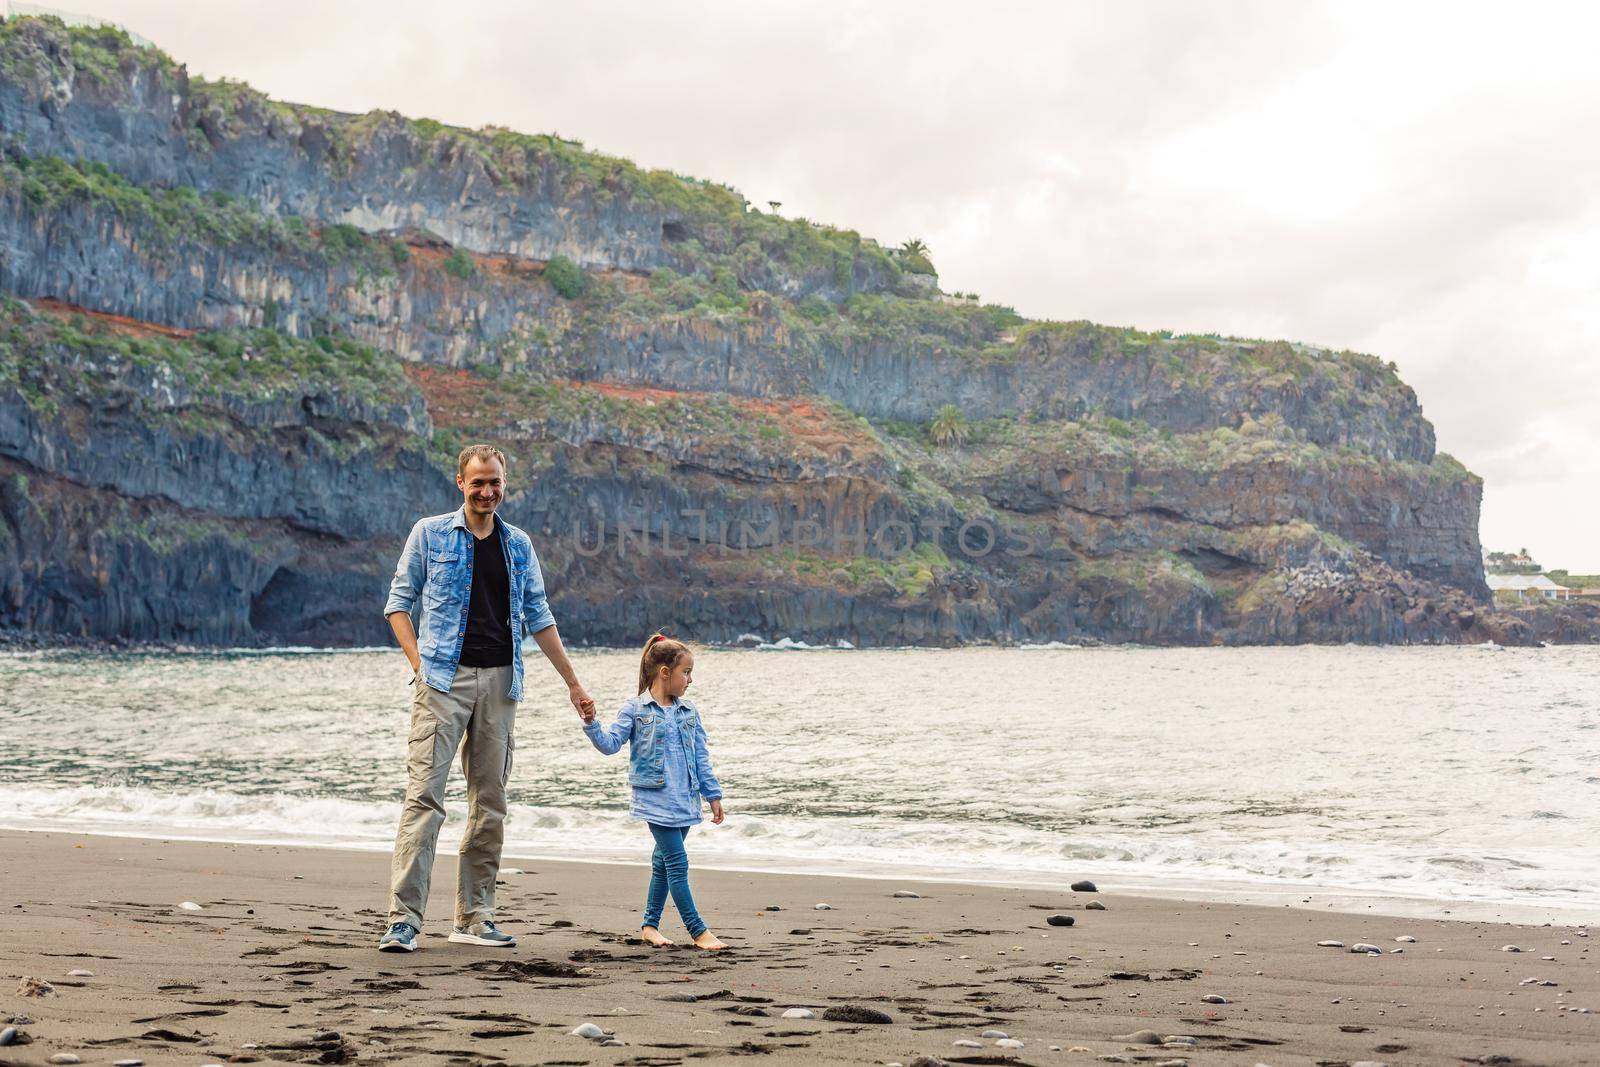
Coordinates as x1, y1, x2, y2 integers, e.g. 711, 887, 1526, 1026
1115, 1029, 1163, 1044
1317, 940, 1345, 948
15, 977, 53, 998
952, 1039, 983, 1048
0, 1028, 17, 1047
1501, 945, 1524, 953
65, 970, 93, 978
1395, 935, 1417, 942
1350, 943, 1382, 954
501, 868, 524, 875
1085, 900, 1107, 911
178, 901, 203, 911
814, 903, 833, 910
893, 890, 922, 898
1071, 880, 1098, 892
49, 1056, 81, 1065
995, 1038, 1024, 1049
1200, 994, 1229, 1004
570, 1023, 606, 1039
981, 1029, 1008, 1038
112, 1060, 143, 1066
1046, 914, 1076, 927
781, 1008, 816, 1020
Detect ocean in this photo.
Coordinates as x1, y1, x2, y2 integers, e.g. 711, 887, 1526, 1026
3, 644, 1596, 923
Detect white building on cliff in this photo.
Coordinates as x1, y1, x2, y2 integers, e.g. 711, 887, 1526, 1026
1486, 574, 1574, 601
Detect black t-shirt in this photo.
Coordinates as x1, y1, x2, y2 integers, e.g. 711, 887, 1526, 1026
458, 524, 513, 668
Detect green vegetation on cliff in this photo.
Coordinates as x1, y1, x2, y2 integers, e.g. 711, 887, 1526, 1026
0, 150, 401, 276
725, 542, 955, 600
1078, 551, 1211, 595
0, 15, 177, 91
882, 408, 1469, 487
0, 298, 415, 415
542, 255, 586, 298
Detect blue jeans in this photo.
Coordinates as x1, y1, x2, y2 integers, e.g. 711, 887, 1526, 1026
643, 824, 705, 937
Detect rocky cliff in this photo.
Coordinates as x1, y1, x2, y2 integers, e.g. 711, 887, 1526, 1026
0, 16, 1537, 648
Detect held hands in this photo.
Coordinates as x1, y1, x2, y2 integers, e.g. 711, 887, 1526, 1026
709, 798, 724, 825
570, 681, 597, 723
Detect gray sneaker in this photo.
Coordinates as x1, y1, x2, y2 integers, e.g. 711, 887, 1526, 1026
448, 919, 516, 947
378, 921, 418, 952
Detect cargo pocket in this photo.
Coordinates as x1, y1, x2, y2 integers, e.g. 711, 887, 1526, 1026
407, 716, 440, 782
502, 732, 516, 784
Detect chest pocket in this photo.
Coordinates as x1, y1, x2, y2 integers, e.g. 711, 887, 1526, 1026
635, 711, 659, 746
424, 549, 460, 605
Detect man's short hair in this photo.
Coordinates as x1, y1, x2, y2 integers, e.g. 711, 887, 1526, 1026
457, 444, 507, 476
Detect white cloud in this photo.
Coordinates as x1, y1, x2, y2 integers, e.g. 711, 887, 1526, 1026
75, 0, 1600, 569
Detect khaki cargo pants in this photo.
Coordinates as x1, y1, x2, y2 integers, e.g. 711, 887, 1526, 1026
388, 664, 516, 930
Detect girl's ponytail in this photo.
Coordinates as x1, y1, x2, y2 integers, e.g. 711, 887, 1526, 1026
639, 632, 691, 695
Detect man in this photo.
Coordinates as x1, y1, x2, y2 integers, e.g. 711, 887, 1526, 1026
378, 444, 594, 952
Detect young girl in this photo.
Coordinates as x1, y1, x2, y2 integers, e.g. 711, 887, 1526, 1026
581, 634, 727, 950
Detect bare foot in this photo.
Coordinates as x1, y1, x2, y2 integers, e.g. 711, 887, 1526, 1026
692, 930, 728, 951
640, 926, 674, 946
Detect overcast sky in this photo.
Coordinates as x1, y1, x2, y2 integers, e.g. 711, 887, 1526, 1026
75, 1, 1600, 571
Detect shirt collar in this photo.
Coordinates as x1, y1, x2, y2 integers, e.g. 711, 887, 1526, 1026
451, 507, 501, 536
639, 690, 682, 711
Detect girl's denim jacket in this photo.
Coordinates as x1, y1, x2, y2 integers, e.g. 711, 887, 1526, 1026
583, 692, 722, 799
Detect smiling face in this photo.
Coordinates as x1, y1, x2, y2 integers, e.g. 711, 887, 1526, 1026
655, 651, 694, 700
457, 455, 505, 520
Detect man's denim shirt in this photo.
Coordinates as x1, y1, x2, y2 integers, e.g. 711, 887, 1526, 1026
383, 507, 556, 700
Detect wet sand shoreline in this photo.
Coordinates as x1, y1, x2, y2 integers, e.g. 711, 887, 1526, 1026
1, 829, 1595, 1065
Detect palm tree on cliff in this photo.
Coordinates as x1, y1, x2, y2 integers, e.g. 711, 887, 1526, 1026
899, 238, 930, 259
930, 403, 970, 447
